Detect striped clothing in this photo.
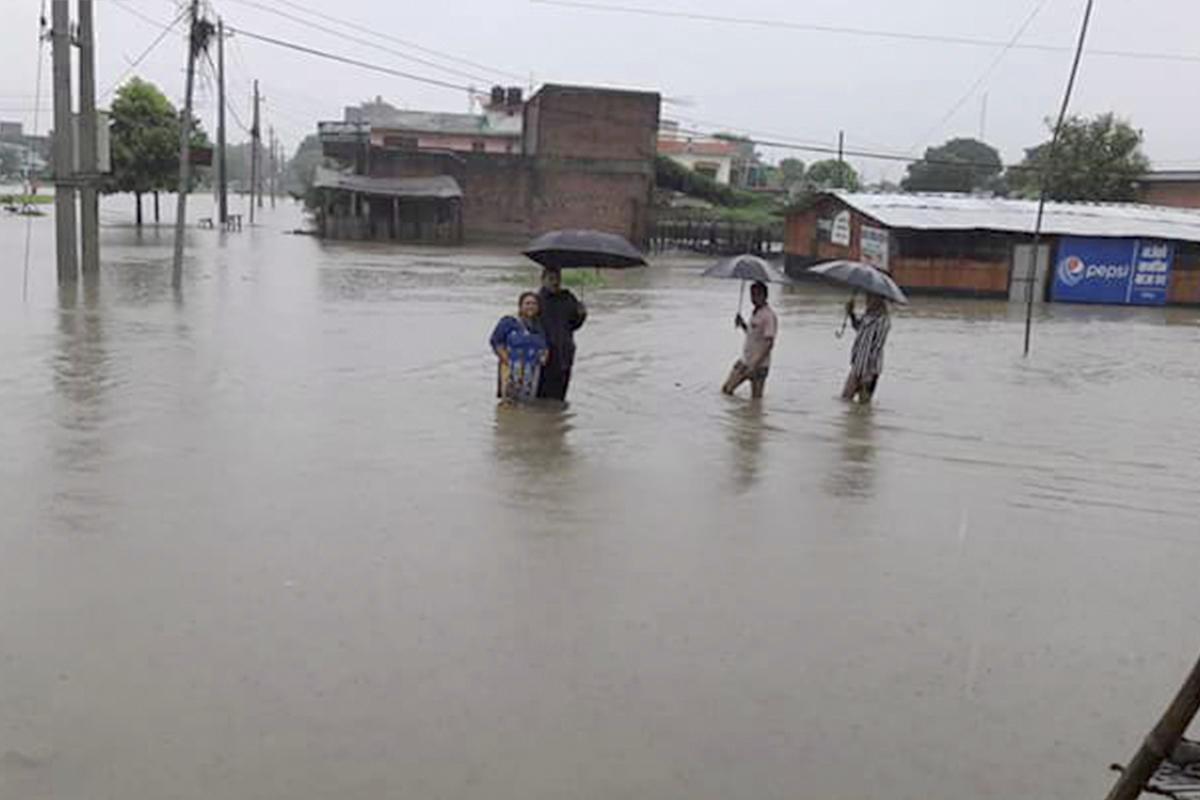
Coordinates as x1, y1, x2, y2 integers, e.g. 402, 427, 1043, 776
850, 307, 891, 381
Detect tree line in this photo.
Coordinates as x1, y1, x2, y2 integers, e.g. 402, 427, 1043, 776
774, 112, 1152, 202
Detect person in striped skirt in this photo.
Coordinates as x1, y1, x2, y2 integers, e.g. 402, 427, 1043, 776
842, 293, 891, 403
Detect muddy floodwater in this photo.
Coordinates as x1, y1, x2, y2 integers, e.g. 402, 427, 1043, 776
3, 199, 1200, 800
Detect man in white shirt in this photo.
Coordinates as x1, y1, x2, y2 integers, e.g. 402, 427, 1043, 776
722, 281, 778, 399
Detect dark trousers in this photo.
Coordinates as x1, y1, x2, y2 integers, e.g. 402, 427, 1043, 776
538, 364, 572, 401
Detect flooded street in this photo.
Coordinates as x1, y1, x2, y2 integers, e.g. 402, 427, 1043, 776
3, 199, 1200, 800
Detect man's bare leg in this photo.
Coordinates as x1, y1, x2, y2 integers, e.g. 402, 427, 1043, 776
722, 362, 750, 395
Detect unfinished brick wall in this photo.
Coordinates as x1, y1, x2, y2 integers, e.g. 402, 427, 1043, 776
524, 84, 660, 162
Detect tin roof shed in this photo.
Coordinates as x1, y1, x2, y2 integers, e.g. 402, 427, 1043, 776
821, 192, 1200, 245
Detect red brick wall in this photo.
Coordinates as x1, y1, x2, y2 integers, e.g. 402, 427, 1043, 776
526, 85, 660, 161
1138, 183, 1200, 210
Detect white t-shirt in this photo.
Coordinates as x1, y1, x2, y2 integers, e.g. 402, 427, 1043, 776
742, 304, 778, 368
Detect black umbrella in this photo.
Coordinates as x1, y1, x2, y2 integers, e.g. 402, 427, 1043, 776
523, 229, 647, 270
702, 254, 791, 313
808, 260, 908, 304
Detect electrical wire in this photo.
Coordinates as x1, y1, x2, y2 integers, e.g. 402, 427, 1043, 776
100, 3, 190, 98
908, 0, 1048, 153
529, 0, 1200, 65
225, 26, 477, 94
222, 0, 501, 85
256, 0, 525, 81
22, 1, 48, 304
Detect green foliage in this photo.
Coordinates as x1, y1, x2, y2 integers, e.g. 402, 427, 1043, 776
1008, 113, 1150, 201
285, 134, 323, 197
104, 77, 209, 199
902, 137, 1004, 193
656, 155, 737, 205
805, 159, 861, 191
0, 193, 52, 205
0, 146, 22, 178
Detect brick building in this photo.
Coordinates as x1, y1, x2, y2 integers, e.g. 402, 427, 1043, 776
1136, 171, 1200, 210
316, 84, 660, 244
785, 192, 1200, 306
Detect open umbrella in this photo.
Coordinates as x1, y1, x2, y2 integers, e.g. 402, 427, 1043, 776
807, 260, 908, 304
703, 254, 791, 313
523, 229, 647, 270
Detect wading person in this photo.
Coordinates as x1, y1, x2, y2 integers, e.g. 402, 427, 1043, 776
842, 293, 891, 403
537, 266, 587, 401
490, 292, 549, 403
722, 280, 777, 399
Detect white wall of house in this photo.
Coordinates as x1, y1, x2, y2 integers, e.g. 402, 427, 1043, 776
664, 152, 733, 185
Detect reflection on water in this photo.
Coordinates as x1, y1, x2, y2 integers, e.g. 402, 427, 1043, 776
826, 404, 878, 499
2, 201, 1200, 800
724, 399, 767, 493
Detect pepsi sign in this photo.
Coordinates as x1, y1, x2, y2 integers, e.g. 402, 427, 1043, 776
1050, 237, 1174, 306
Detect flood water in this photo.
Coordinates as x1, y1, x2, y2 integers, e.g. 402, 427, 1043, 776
3, 198, 1200, 800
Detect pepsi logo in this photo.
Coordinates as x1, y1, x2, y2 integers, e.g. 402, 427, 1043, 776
1057, 255, 1086, 286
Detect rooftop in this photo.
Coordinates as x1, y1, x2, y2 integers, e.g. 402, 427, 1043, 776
811, 191, 1200, 245
366, 110, 523, 138
1137, 170, 1200, 183
313, 167, 463, 199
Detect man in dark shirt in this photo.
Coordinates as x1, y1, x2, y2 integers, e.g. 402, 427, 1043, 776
536, 267, 587, 401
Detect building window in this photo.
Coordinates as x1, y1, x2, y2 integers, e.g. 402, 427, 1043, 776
472, 141, 486, 153
694, 162, 719, 181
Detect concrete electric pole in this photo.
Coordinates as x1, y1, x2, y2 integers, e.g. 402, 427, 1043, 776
250, 79, 260, 223
50, 0, 77, 284
77, 0, 99, 277
216, 18, 228, 227
171, 0, 201, 290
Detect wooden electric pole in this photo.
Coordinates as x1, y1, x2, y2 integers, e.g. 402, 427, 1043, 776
171, 0, 200, 290
50, 0, 77, 284
77, 0, 99, 277
216, 18, 227, 226
1105, 649, 1200, 800
250, 79, 260, 223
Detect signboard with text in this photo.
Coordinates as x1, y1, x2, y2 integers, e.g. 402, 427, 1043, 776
1050, 236, 1174, 306
830, 211, 851, 246
860, 225, 890, 271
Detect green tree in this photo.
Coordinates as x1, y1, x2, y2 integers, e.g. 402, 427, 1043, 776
0, 145, 22, 179
779, 158, 806, 186
902, 137, 1003, 193
104, 77, 209, 225
805, 159, 861, 191
1008, 113, 1150, 201
284, 134, 324, 198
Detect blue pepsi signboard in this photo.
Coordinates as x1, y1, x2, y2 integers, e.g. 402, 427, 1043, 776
1051, 236, 1174, 306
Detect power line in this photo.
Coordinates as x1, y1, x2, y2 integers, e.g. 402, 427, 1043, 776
100, 3, 190, 98
226, 26, 476, 94
255, 0, 525, 81
908, 0, 1048, 153
530, 0, 1200, 65
222, 0, 501, 85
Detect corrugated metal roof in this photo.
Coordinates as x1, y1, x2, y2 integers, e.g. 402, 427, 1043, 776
830, 192, 1200, 244
313, 167, 462, 199
1138, 170, 1200, 183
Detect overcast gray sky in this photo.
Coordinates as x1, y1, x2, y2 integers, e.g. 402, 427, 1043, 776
1, 0, 1195, 181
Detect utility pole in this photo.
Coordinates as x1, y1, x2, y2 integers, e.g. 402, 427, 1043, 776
171, 0, 201, 290
269, 126, 276, 209
837, 130, 845, 165
50, 0, 77, 284
77, 0, 99, 277
979, 92, 989, 141
250, 79, 259, 223
216, 18, 227, 226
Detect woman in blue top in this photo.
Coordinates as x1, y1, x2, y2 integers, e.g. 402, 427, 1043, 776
489, 292, 549, 403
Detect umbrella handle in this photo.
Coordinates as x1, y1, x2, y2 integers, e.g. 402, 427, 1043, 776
738, 279, 746, 316
835, 290, 858, 338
